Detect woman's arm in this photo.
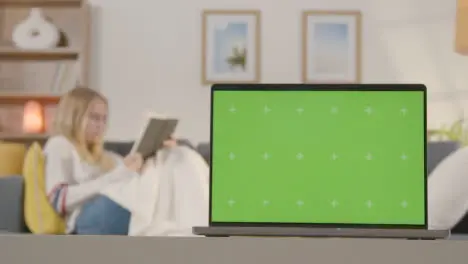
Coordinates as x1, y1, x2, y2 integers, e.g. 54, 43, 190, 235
44, 136, 132, 215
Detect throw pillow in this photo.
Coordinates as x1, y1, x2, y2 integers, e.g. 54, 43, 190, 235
23, 142, 66, 234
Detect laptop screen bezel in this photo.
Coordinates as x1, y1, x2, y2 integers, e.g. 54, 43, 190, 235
209, 84, 428, 229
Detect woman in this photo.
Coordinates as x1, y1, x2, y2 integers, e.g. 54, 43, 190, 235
44, 87, 209, 235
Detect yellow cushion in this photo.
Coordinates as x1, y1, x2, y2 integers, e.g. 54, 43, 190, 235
0, 142, 26, 177
23, 142, 66, 234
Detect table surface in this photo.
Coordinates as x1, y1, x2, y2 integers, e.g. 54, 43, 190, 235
0, 235, 467, 264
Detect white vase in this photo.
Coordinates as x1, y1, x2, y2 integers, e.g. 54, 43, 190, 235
12, 8, 60, 50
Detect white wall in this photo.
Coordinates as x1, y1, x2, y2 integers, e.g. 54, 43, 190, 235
88, 0, 468, 144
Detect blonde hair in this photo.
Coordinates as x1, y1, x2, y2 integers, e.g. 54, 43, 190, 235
53, 87, 115, 172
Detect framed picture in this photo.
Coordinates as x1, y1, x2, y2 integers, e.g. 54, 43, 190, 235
302, 10, 362, 83
202, 10, 261, 85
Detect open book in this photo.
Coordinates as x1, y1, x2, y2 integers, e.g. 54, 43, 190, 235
130, 113, 179, 160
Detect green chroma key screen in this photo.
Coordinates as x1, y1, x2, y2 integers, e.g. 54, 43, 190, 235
210, 86, 426, 227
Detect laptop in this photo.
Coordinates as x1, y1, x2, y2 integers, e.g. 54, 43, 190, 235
193, 84, 449, 239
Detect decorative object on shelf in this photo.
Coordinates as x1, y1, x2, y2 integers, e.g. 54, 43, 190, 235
302, 10, 362, 83
23, 100, 45, 133
56, 29, 70, 48
46, 14, 69, 48
428, 119, 468, 146
202, 10, 261, 85
12, 8, 60, 50
48, 20, 72, 93
50, 61, 79, 93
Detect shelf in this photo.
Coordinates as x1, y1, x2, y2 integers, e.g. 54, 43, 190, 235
0, 93, 60, 105
0, 133, 49, 139
0, 133, 50, 145
0, 48, 79, 61
0, 0, 81, 7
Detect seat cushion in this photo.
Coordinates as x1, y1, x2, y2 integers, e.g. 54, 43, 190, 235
0, 176, 26, 232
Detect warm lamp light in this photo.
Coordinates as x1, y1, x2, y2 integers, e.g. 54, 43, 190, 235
23, 100, 44, 134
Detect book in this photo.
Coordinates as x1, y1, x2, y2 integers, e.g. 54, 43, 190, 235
130, 113, 179, 160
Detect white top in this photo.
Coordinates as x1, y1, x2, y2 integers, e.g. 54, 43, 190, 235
43, 135, 134, 233
428, 146, 468, 230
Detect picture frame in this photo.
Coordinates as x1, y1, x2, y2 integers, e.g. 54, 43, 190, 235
201, 10, 261, 85
302, 10, 362, 83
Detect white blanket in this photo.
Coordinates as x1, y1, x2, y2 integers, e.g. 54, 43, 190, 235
100, 146, 210, 236
428, 146, 468, 230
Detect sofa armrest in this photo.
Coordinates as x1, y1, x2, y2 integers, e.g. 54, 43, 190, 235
196, 143, 210, 165
427, 141, 460, 175
0, 176, 27, 233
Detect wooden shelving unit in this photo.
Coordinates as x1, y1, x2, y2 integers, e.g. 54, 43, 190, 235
0, 0, 81, 8
0, 132, 49, 145
0, 0, 89, 135
0, 93, 59, 104
0, 0, 90, 83
0, 47, 79, 60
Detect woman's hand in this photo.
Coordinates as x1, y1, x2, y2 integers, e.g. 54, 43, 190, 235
162, 137, 177, 148
123, 153, 144, 173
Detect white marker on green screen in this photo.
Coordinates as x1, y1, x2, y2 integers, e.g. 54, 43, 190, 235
229, 105, 237, 113
365, 152, 373, 160
331, 200, 339, 208
331, 106, 339, 114
228, 199, 235, 207
401, 153, 408, 160
401, 200, 408, 208
264, 105, 272, 114
228, 152, 236, 160
366, 200, 373, 208
400, 107, 408, 115
263, 200, 270, 206
364, 106, 373, 115
296, 200, 304, 207
296, 107, 304, 114
296, 152, 304, 160
262, 152, 270, 160
331, 153, 339, 160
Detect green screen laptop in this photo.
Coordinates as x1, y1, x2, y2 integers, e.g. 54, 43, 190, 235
193, 84, 448, 239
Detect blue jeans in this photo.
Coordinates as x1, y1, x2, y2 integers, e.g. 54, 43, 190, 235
74, 195, 130, 235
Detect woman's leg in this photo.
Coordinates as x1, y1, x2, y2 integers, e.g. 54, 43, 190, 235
74, 195, 130, 235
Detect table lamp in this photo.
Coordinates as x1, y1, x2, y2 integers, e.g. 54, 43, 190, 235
22, 100, 44, 134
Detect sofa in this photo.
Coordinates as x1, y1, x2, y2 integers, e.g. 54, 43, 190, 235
0, 140, 465, 234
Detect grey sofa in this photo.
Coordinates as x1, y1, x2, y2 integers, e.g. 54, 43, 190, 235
0, 141, 464, 234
